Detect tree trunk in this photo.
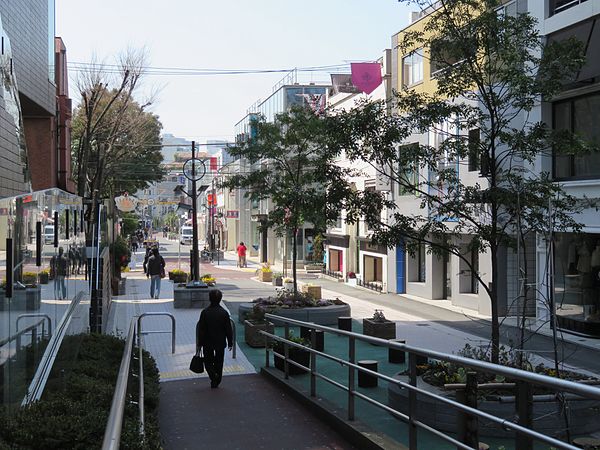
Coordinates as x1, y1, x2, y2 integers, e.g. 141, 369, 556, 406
292, 227, 298, 297
490, 246, 500, 365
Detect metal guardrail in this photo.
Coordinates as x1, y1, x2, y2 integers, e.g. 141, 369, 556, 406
17, 314, 52, 338
103, 312, 177, 450
321, 268, 343, 280
0, 319, 45, 350
22, 291, 85, 406
262, 313, 600, 450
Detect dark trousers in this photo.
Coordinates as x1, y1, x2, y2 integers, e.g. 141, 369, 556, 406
203, 346, 225, 384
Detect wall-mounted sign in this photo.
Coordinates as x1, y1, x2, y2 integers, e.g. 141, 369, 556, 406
115, 194, 138, 212
226, 210, 239, 219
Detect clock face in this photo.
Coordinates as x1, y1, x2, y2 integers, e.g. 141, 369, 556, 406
183, 158, 206, 181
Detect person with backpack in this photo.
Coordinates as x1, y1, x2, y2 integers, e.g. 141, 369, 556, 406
144, 246, 165, 299
51, 247, 69, 300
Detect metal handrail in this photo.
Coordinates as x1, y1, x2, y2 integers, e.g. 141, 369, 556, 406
137, 312, 176, 354
16, 314, 52, 337
103, 312, 177, 449
263, 313, 600, 450
102, 320, 136, 450
0, 319, 45, 348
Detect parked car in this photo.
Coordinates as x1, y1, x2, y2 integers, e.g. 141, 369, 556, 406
180, 226, 193, 245
44, 225, 55, 244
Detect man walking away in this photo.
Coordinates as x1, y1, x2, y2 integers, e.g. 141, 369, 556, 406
236, 242, 247, 268
144, 247, 165, 299
51, 247, 69, 300
196, 290, 233, 388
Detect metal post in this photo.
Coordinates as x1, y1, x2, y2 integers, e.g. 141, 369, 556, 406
408, 352, 418, 450
310, 328, 316, 397
348, 336, 355, 420
284, 323, 290, 380
516, 380, 533, 450
191, 141, 199, 282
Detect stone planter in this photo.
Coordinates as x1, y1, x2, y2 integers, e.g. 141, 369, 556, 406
244, 320, 274, 348
238, 302, 351, 325
273, 346, 310, 375
0, 287, 41, 311
171, 274, 188, 283
258, 271, 272, 283
302, 284, 321, 300
363, 318, 396, 340
388, 375, 600, 438
272, 277, 283, 287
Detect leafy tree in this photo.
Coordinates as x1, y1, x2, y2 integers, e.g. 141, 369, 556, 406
329, 0, 590, 363
223, 105, 353, 295
120, 211, 139, 238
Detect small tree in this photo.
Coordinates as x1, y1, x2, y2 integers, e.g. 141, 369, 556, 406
329, 0, 590, 363
224, 105, 353, 295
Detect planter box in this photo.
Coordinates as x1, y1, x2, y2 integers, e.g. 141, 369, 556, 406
238, 302, 351, 325
258, 271, 272, 283
283, 282, 294, 291
272, 277, 283, 287
363, 318, 396, 340
0, 287, 41, 311
171, 274, 188, 283
273, 347, 310, 375
302, 285, 321, 300
244, 320, 274, 348
38, 273, 49, 284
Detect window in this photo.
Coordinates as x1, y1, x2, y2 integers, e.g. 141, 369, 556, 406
468, 128, 480, 172
550, 0, 588, 16
553, 92, 600, 180
364, 185, 378, 232
470, 246, 479, 294
430, 39, 460, 76
398, 143, 419, 195
418, 241, 426, 282
402, 49, 424, 87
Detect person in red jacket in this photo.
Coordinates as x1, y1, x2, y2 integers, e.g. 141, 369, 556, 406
236, 241, 247, 268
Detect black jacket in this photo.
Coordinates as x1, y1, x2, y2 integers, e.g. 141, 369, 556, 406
144, 254, 165, 276
196, 304, 233, 349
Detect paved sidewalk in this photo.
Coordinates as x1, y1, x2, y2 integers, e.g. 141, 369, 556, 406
159, 374, 356, 450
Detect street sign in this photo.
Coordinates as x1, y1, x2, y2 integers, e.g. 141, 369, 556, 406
226, 210, 239, 218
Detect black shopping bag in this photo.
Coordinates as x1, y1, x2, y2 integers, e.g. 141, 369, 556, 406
189, 350, 204, 374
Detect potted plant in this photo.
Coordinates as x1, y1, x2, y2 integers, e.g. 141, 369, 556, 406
258, 263, 273, 282
301, 283, 321, 300
363, 309, 396, 340
201, 274, 216, 286
170, 269, 188, 283
273, 333, 311, 375
244, 304, 275, 348
346, 271, 357, 286
283, 277, 294, 291
272, 272, 283, 287
38, 269, 50, 285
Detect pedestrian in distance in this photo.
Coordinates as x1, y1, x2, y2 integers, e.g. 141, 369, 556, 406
196, 290, 233, 388
236, 241, 247, 268
144, 246, 165, 299
50, 247, 69, 300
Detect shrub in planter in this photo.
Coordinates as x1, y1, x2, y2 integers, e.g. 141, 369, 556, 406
363, 309, 396, 340
258, 264, 272, 282
170, 269, 188, 283
201, 273, 216, 286
244, 305, 274, 348
273, 333, 311, 375
22, 272, 38, 287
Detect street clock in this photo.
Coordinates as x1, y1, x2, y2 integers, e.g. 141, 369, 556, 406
183, 158, 206, 182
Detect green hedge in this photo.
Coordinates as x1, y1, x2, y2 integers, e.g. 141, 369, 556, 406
0, 333, 161, 449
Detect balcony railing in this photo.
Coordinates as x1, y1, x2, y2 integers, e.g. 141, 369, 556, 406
550, 0, 588, 16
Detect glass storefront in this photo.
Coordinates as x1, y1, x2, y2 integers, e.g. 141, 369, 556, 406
554, 232, 600, 336
1, 189, 87, 413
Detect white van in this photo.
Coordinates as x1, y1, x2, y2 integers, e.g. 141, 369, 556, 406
44, 225, 55, 244
180, 226, 193, 245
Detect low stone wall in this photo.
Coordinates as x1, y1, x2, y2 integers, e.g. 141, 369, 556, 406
238, 302, 351, 325
388, 374, 600, 438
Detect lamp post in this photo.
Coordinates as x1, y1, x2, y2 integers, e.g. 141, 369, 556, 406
180, 141, 209, 282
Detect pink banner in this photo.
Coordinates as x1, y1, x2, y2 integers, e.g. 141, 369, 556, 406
351, 63, 382, 95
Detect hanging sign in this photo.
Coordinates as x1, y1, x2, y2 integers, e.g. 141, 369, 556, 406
115, 193, 138, 212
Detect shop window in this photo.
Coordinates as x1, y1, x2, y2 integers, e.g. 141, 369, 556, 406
553, 232, 600, 335
402, 48, 424, 87
553, 92, 600, 180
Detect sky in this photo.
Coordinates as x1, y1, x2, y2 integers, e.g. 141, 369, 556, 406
56, 0, 413, 143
